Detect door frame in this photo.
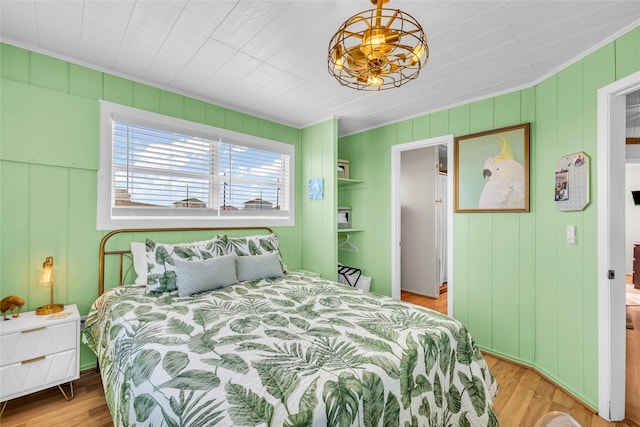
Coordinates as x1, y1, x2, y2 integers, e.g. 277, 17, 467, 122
597, 70, 640, 421
391, 135, 455, 315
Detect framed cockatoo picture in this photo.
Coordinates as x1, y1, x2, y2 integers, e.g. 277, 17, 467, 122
454, 123, 530, 212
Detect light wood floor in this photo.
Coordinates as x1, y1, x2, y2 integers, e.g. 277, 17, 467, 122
0, 292, 636, 426
625, 275, 640, 425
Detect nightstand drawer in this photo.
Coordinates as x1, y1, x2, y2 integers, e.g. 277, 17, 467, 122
0, 348, 78, 401
0, 321, 77, 367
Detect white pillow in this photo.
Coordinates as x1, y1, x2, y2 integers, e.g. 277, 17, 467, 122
175, 254, 237, 297
131, 242, 147, 285
236, 252, 284, 282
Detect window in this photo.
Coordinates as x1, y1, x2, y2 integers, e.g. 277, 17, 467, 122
97, 101, 294, 229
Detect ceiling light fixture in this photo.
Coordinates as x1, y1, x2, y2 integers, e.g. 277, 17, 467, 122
328, 0, 429, 91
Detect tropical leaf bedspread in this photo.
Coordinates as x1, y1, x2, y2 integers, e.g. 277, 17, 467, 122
83, 273, 499, 426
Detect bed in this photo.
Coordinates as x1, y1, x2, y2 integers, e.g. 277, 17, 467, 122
83, 227, 498, 426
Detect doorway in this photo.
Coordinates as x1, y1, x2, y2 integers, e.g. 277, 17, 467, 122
391, 135, 454, 315
624, 90, 640, 425
597, 70, 640, 421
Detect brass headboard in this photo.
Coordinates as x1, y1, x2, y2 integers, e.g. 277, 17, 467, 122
98, 227, 274, 295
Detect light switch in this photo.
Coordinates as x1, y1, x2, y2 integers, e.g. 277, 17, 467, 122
566, 225, 576, 244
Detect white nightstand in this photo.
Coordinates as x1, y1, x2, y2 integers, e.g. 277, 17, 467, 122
0, 304, 80, 416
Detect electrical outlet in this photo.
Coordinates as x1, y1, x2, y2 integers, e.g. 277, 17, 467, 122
80, 315, 87, 331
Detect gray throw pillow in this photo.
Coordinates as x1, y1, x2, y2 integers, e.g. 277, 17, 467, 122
175, 254, 237, 297
236, 252, 284, 282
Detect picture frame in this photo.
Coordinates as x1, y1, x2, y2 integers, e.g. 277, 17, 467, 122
555, 169, 569, 201
337, 159, 350, 179
308, 178, 324, 200
454, 123, 530, 212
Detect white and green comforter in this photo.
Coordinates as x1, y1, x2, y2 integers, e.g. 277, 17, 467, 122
84, 273, 499, 426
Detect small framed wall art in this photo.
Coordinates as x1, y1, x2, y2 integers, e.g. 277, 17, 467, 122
308, 178, 324, 200
337, 159, 350, 179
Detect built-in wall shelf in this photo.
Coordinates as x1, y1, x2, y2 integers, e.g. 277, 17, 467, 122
338, 178, 363, 186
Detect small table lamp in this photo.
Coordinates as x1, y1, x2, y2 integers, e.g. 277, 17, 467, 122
35, 256, 64, 315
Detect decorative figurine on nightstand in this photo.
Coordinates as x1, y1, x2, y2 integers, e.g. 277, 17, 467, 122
1, 295, 25, 320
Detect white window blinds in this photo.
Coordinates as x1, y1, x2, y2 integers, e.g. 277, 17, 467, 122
98, 101, 294, 229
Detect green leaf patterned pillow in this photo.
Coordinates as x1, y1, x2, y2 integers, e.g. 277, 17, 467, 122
145, 235, 229, 294
227, 233, 287, 272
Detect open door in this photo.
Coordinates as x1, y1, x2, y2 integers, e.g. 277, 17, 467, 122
400, 146, 439, 297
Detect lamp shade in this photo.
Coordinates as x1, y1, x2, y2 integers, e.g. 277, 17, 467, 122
40, 256, 54, 286
36, 256, 64, 315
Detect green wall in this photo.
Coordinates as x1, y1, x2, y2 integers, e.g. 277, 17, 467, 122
338, 26, 640, 409
2, 24, 638, 408
0, 43, 311, 370
300, 119, 339, 281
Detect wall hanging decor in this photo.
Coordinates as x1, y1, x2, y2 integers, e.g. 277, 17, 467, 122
308, 178, 324, 200
455, 123, 530, 212
555, 152, 589, 211
337, 159, 350, 179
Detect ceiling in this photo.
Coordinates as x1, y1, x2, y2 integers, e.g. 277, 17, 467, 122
1, 1, 639, 137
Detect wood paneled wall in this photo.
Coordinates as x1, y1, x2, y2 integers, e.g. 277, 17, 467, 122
338, 26, 640, 410
0, 43, 304, 370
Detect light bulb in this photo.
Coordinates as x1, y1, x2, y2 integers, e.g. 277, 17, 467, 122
409, 44, 426, 66
333, 44, 344, 70
40, 256, 54, 286
367, 75, 383, 86
362, 29, 391, 59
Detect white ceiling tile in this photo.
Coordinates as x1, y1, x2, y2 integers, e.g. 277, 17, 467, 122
420, 1, 505, 37
112, 1, 188, 76
242, 2, 328, 63
198, 51, 262, 94
268, 20, 330, 80
143, 1, 237, 84
210, 1, 288, 50
172, 39, 238, 90
427, 28, 523, 73
0, 1, 39, 47
231, 62, 282, 94
78, 1, 135, 69
34, 1, 83, 55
